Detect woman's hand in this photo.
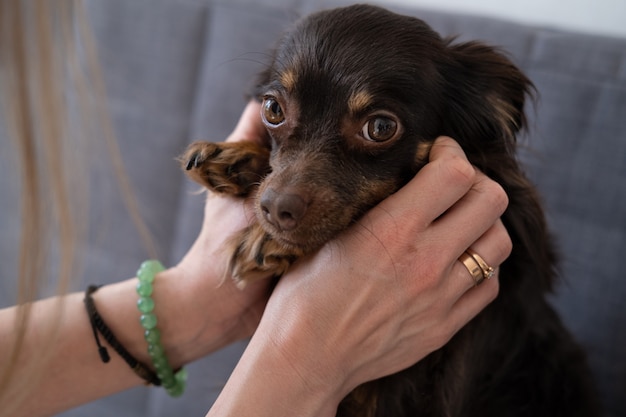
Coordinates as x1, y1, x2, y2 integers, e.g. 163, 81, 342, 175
208, 135, 512, 417
270, 136, 511, 396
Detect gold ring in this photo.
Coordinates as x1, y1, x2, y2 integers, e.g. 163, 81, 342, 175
459, 252, 484, 286
466, 249, 495, 282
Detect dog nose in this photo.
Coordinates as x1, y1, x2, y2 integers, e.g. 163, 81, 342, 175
260, 188, 308, 231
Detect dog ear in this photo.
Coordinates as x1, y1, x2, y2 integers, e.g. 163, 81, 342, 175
441, 41, 557, 293
442, 40, 534, 158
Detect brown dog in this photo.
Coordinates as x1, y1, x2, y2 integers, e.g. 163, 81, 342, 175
181, 5, 600, 416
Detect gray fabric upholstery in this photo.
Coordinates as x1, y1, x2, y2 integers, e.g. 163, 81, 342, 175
0, 0, 624, 415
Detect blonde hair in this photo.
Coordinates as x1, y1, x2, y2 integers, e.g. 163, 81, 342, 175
0, 0, 154, 408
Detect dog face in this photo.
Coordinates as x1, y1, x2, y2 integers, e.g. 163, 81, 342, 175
253, 4, 531, 252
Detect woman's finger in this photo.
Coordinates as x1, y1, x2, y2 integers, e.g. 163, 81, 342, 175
446, 272, 500, 336
378, 136, 476, 225
429, 169, 509, 261
444, 219, 512, 297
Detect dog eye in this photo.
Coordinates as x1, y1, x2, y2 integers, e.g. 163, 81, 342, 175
262, 98, 285, 125
362, 117, 397, 142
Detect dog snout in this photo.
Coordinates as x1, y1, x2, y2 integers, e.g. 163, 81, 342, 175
260, 188, 308, 231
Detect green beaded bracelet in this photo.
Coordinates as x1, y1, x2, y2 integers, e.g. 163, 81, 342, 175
136, 260, 187, 397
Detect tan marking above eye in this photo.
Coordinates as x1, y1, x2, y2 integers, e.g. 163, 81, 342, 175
348, 90, 374, 115
279, 69, 297, 93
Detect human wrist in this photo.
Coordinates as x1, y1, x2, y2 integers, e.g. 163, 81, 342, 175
137, 264, 251, 368
90, 266, 216, 372
208, 321, 345, 417
248, 298, 358, 411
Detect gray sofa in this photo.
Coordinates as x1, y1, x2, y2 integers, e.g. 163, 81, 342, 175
0, 0, 624, 416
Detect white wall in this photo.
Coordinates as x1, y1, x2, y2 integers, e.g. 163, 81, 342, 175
378, 0, 626, 38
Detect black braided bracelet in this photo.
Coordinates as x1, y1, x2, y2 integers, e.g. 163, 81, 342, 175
84, 285, 161, 386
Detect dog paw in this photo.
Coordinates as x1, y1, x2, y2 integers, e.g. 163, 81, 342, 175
180, 141, 271, 197
227, 224, 304, 287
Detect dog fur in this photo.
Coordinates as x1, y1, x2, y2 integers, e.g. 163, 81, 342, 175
181, 4, 600, 416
